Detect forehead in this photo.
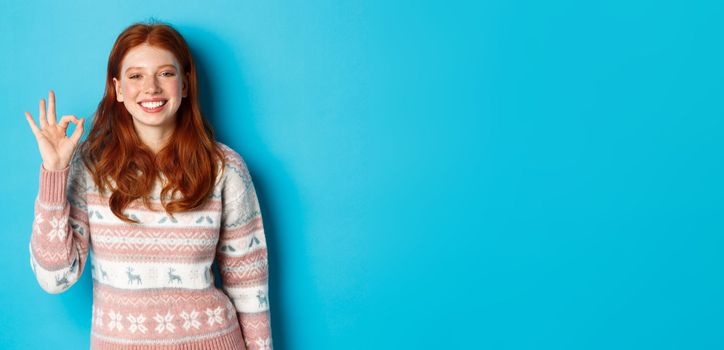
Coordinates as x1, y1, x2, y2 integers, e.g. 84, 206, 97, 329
121, 43, 181, 71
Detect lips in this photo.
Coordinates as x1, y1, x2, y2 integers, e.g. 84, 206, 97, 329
138, 99, 168, 113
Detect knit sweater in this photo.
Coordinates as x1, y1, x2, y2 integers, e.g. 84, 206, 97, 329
29, 142, 273, 350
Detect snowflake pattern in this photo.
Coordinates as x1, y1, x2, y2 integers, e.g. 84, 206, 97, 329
180, 310, 201, 330
127, 313, 147, 334
33, 213, 44, 235
95, 308, 104, 327
255, 337, 272, 350
91, 305, 251, 336
47, 216, 67, 241
108, 310, 123, 331
154, 311, 175, 334
205, 306, 224, 327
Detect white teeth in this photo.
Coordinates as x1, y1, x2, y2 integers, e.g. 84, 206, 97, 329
140, 100, 166, 109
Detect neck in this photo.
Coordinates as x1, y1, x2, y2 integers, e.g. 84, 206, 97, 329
133, 121, 176, 154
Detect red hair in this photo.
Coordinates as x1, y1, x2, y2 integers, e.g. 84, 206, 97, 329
80, 21, 225, 223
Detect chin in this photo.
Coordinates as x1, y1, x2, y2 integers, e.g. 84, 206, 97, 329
130, 113, 174, 126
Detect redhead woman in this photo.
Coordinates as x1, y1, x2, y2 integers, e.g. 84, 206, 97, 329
24, 22, 273, 350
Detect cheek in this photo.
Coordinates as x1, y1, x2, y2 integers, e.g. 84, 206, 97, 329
122, 82, 141, 97
165, 80, 182, 96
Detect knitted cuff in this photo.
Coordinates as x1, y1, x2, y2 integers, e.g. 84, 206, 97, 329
38, 163, 70, 204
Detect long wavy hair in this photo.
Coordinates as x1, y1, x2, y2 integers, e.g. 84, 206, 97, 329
79, 21, 225, 224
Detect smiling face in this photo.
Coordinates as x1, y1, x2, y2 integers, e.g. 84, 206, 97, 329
113, 43, 188, 138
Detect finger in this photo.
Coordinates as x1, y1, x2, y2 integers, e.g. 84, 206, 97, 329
58, 115, 79, 129
69, 118, 84, 145
39, 98, 48, 128
47, 90, 56, 125
24, 112, 41, 137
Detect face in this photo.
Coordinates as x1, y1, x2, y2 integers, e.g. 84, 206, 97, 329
113, 43, 188, 133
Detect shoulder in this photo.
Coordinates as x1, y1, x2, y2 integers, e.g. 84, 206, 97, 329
69, 148, 89, 178
214, 141, 253, 185
215, 141, 250, 171
215, 141, 243, 163
66, 148, 92, 195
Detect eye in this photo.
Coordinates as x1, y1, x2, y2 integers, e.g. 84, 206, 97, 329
128, 74, 141, 79
161, 71, 176, 77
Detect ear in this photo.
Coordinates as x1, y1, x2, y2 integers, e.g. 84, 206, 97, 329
113, 77, 124, 102
182, 72, 189, 98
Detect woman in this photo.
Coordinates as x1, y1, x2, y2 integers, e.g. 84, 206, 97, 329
24, 22, 273, 350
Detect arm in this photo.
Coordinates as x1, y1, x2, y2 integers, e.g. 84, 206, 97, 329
29, 150, 91, 294
216, 150, 274, 350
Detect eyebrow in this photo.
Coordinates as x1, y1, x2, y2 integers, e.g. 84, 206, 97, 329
124, 64, 178, 73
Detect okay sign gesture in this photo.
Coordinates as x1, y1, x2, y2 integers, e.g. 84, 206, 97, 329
24, 90, 85, 171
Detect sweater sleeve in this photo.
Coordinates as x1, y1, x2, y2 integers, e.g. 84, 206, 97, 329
216, 150, 274, 350
29, 151, 91, 294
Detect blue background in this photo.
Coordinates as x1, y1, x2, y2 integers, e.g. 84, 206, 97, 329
1, 0, 723, 349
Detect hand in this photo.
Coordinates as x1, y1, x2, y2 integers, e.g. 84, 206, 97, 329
24, 90, 85, 171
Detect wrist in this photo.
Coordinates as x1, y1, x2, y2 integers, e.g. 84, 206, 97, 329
42, 161, 68, 172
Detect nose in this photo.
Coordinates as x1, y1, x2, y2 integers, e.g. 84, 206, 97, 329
143, 76, 162, 94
